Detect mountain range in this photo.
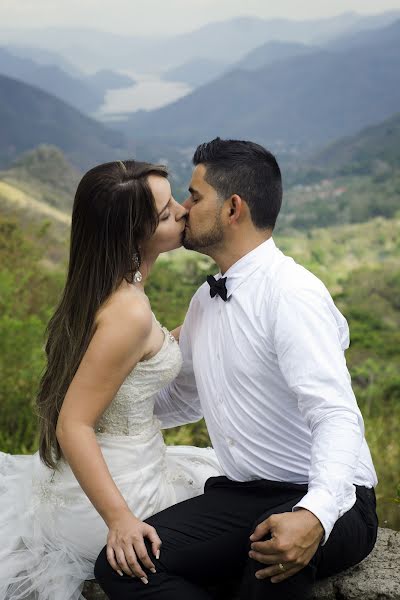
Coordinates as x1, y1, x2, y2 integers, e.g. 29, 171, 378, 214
0, 47, 135, 114
113, 19, 400, 152
0, 73, 131, 169
162, 41, 316, 88
1, 11, 399, 72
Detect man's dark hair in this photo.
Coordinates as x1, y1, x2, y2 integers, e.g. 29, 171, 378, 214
193, 137, 282, 229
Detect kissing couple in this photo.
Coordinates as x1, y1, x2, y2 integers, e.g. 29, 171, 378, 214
0, 138, 377, 600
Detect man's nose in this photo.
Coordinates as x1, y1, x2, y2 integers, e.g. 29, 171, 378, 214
182, 197, 191, 211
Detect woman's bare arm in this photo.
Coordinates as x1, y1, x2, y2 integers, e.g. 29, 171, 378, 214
56, 293, 161, 580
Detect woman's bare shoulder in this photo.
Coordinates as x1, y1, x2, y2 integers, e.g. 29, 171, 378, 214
96, 283, 153, 339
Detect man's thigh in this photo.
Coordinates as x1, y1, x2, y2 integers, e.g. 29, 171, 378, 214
315, 486, 378, 580
145, 477, 307, 585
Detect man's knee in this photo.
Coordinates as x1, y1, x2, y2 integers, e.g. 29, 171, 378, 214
94, 545, 113, 583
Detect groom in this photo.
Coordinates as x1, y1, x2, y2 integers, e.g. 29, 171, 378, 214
95, 138, 378, 599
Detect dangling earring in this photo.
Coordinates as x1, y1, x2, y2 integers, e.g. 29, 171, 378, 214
132, 253, 143, 283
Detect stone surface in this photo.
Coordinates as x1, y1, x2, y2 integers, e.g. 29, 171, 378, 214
310, 528, 400, 600
82, 528, 400, 599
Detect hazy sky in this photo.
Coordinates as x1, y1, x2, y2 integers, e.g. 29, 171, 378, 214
1, 0, 400, 35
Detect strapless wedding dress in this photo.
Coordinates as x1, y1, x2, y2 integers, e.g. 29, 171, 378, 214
0, 314, 222, 599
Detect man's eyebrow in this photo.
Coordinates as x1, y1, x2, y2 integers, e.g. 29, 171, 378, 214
158, 197, 171, 215
188, 186, 200, 196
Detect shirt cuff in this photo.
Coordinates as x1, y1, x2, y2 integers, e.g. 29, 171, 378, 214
292, 488, 339, 545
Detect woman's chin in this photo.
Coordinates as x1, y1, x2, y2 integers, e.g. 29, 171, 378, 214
161, 240, 182, 254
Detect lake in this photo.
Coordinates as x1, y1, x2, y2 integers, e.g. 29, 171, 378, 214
96, 70, 192, 117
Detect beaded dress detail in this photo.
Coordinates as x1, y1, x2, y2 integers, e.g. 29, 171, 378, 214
0, 314, 222, 600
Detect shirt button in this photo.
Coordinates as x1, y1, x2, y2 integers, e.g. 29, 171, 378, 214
218, 394, 223, 403
227, 438, 235, 447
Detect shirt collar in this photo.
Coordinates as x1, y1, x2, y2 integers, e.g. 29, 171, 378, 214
215, 237, 277, 299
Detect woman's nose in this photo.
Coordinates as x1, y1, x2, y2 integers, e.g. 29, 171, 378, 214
177, 202, 189, 220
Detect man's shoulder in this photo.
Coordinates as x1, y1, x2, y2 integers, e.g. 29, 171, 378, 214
191, 280, 211, 304
268, 248, 327, 298
184, 281, 211, 320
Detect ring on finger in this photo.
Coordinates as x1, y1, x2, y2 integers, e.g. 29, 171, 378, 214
278, 562, 285, 572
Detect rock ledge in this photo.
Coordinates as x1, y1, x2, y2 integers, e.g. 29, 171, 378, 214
83, 527, 400, 600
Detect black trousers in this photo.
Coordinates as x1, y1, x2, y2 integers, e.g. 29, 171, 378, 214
94, 477, 378, 600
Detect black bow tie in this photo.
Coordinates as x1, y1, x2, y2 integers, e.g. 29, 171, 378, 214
207, 275, 228, 301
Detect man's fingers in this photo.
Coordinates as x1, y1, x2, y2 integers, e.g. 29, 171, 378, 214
250, 538, 279, 555
255, 564, 301, 582
249, 549, 281, 565
250, 518, 272, 541
271, 566, 302, 584
106, 545, 123, 576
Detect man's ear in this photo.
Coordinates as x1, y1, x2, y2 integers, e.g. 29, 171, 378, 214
228, 194, 243, 222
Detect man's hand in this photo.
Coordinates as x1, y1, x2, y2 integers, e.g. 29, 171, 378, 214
248, 509, 324, 583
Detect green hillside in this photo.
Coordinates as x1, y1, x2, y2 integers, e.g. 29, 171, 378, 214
0, 181, 70, 265
0, 145, 80, 212
314, 111, 400, 174
278, 169, 400, 232
0, 206, 398, 529
279, 111, 400, 232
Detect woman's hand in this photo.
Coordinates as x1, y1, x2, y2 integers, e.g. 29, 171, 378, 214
106, 509, 162, 583
170, 324, 182, 342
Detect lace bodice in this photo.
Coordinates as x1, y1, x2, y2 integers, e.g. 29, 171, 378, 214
95, 315, 182, 437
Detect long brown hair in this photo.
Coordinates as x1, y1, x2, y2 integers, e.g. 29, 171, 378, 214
37, 160, 168, 469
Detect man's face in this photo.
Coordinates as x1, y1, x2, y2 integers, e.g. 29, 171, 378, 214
182, 164, 224, 253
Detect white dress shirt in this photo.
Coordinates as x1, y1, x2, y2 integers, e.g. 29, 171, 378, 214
154, 237, 377, 543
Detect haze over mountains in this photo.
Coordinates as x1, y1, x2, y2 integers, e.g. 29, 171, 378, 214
1, 11, 399, 72
0, 11, 400, 176
112, 18, 400, 154
0, 47, 135, 114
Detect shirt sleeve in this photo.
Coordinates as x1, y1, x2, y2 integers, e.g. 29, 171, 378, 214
153, 299, 203, 428
273, 282, 364, 544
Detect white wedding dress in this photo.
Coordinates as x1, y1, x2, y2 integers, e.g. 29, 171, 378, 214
0, 314, 222, 599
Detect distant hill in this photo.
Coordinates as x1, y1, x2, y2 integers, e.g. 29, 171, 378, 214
278, 168, 400, 233
0, 145, 80, 212
0, 48, 135, 113
162, 42, 315, 88
235, 40, 316, 71
1, 11, 399, 72
328, 14, 400, 51
277, 112, 400, 231
4, 44, 81, 77
0, 47, 102, 113
0, 73, 130, 169
117, 19, 400, 151
162, 58, 229, 87
0, 178, 71, 264
87, 69, 135, 94
312, 112, 400, 175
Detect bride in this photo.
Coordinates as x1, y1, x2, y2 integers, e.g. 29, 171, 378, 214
0, 160, 222, 599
